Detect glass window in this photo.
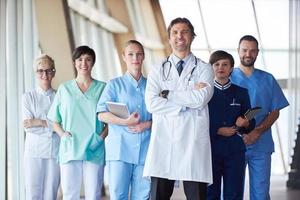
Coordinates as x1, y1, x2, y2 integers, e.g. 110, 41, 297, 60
159, 0, 289, 79
69, 2, 122, 81
254, 0, 289, 49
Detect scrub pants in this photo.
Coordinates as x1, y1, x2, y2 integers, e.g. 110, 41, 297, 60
207, 150, 245, 200
24, 157, 60, 200
246, 148, 271, 200
60, 160, 104, 200
107, 160, 150, 200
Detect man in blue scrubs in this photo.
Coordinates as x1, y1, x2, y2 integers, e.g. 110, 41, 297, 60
231, 35, 289, 200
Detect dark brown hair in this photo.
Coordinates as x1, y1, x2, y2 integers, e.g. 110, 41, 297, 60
209, 50, 234, 68
167, 17, 196, 38
72, 45, 96, 65
238, 35, 259, 49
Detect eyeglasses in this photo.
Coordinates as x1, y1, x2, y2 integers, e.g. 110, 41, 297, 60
36, 68, 56, 75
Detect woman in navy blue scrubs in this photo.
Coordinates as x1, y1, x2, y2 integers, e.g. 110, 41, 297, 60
207, 50, 255, 200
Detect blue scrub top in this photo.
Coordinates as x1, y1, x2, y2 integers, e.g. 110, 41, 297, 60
96, 72, 152, 165
231, 68, 289, 152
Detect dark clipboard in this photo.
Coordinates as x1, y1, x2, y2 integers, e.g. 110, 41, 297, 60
244, 106, 262, 120
106, 101, 130, 119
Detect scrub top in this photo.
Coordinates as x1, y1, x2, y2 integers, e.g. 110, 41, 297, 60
48, 79, 106, 164
96, 72, 152, 165
231, 68, 289, 152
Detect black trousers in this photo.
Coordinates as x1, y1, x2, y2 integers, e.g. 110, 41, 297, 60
150, 177, 207, 200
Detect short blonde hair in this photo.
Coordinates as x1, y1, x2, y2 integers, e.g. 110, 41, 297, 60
34, 54, 55, 71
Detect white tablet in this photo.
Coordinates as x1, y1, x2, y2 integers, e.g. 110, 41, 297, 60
106, 101, 130, 119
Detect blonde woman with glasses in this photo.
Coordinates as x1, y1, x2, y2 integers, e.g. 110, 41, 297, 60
22, 54, 60, 200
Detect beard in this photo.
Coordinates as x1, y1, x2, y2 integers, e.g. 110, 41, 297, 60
240, 57, 256, 67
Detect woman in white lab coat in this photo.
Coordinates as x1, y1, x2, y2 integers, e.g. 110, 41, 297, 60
22, 54, 60, 200
143, 17, 214, 200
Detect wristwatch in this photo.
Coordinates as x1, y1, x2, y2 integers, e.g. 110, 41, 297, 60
161, 90, 169, 99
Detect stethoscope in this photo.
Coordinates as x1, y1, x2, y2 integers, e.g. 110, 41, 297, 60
162, 56, 197, 81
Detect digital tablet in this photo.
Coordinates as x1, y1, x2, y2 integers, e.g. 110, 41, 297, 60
244, 106, 262, 120
106, 101, 130, 119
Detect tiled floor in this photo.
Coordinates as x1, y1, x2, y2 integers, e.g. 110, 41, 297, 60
100, 174, 300, 200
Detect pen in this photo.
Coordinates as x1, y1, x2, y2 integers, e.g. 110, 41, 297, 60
236, 132, 243, 137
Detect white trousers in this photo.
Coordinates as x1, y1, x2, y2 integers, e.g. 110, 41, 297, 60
24, 157, 60, 200
60, 160, 104, 200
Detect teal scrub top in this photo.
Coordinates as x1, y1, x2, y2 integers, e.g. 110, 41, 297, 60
48, 79, 106, 164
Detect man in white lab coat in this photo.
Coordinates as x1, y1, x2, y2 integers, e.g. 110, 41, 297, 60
143, 17, 214, 200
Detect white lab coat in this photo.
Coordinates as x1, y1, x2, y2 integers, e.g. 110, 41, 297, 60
143, 54, 214, 183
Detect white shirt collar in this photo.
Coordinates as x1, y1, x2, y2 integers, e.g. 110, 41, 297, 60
36, 86, 54, 96
170, 53, 193, 66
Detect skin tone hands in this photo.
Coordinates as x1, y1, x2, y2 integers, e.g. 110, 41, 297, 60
53, 122, 109, 140
194, 82, 207, 90
242, 126, 261, 145
23, 119, 48, 128
99, 111, 151, 134
53, 122, 72, 138
128, 120, 152, 133
243, 110, 279, 145
218, 116, 249, 137
99, 125, 108, 139
126, 112, 152, 134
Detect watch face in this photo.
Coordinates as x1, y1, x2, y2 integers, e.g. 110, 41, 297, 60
162, 90, 169, 98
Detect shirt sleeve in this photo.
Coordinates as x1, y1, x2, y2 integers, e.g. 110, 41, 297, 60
22, 93, 33, 120
271, 76, 289, 111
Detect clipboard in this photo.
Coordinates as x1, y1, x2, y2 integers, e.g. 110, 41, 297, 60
106, 101, 130, 119
244, 106, 262, 120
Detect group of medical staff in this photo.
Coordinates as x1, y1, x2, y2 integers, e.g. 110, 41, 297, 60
22, 17, 289, 200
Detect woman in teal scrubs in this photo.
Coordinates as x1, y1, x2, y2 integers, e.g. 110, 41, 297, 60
97, 40, 152, 200
48, 46, 107, 200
